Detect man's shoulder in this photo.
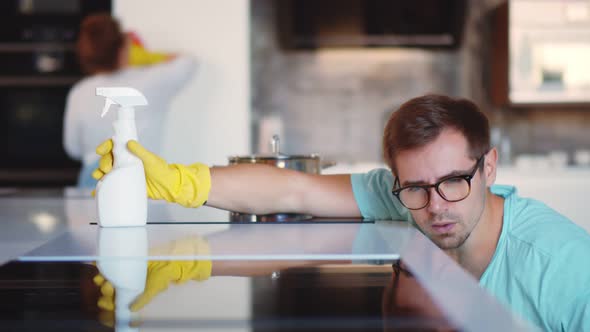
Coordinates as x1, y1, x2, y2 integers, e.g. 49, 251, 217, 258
353, 168, 394, 188
485, 186, 590, 330
503, 188, 590, 258
350, 168, 410, 221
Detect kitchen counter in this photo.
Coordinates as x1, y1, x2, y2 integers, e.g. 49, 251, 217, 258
0, 188, 534, 331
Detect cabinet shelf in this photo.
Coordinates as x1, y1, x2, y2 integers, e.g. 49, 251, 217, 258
0, 76, 79, 86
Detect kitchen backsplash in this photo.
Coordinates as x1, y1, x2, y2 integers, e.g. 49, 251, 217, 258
250, 0, 590, 165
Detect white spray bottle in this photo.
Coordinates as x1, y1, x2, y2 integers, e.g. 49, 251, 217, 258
97, 227, 147, 331
95, 87, 148, 228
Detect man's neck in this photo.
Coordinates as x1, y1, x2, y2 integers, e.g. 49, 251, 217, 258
446, 190, 504, 279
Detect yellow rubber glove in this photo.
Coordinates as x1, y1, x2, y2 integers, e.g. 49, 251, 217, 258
92, 273, 116, 328
131, 258, 212, 311
131, 235, 212, 311
129, 43, 170, 66
93, 273, 116, 311
92, 139, 211, 208
92, 236, 212, 312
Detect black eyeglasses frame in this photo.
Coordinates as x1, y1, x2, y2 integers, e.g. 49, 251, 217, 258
391, 154, 486, 210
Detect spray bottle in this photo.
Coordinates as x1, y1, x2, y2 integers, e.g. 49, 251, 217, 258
95, 87, 148, 227
97, 227, 147, 331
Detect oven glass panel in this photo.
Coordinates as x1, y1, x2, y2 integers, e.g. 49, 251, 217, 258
0, 86, 78, 168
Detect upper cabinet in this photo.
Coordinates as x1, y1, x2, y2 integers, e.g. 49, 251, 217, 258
508, 0, 590, 105
277, 0, 467, 49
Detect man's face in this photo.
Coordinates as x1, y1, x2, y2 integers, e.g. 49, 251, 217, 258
394, 129, 488, 250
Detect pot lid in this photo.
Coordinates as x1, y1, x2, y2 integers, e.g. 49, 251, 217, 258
228, 135, 320, 161
228, 154, 320, 161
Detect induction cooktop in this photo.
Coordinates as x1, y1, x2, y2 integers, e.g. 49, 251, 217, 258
0, 260, 456, 332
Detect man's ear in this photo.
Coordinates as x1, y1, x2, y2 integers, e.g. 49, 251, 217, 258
484, 148, 498, 186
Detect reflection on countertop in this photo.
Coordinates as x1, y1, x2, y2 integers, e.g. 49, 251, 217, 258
0, 260, 457, 331
0, 188, 535, 331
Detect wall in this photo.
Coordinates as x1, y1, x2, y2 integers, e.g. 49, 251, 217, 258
251, 0, 493, 163
113, 1, 251, 325
114, 0, 251, 166
251, 0, 590, 164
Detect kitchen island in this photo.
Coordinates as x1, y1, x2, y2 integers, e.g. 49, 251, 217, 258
0, 189, 533, 331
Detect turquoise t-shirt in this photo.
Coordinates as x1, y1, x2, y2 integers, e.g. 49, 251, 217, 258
351, 169, 590, 331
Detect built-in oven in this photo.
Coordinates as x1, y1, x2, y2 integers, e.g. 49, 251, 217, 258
0, 0, 111, 186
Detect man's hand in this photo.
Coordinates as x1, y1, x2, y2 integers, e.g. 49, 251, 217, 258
92, 273, 116, 327
92, 139, 211, 208
93, 259, 211, 312
131, 259, 211, 311
93, 236, 212, 312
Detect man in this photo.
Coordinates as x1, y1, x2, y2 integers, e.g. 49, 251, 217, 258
94, 94, 590, 330
382, 260, 455, 331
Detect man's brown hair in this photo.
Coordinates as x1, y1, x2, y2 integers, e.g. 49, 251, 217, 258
382, 94, 490, 173
76, 13, 124, 74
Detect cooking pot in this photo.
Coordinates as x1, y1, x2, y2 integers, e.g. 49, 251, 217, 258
228, 135, 330, 174
227, 135, 332, 222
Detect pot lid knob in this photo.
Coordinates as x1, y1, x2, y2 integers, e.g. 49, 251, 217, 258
271, 134, 280, 155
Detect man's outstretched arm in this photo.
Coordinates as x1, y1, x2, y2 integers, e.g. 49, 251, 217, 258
208, 164, 362, 218
93, 139, 362, 218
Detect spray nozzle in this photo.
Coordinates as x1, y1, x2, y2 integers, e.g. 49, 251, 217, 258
96, 87, 148, 117
101, 98, 115, 118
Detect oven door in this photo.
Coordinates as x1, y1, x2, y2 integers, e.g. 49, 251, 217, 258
0, 0, 111, 187
0, 86, 81, 186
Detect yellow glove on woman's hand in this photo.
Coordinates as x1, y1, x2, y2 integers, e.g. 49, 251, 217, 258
129, 43, 170, 66
92, 139, 211, 208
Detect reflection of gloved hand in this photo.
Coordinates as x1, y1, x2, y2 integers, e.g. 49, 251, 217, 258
93, 273, 116, 327
92, 139, 211, 207
93, 236, 212, 312
131, 258, 211, 311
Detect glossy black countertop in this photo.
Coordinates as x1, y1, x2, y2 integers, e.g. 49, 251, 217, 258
0, 188, 535, 331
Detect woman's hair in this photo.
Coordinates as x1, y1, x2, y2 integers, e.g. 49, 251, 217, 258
382, 94, 490, 173
76, 13, 125, 74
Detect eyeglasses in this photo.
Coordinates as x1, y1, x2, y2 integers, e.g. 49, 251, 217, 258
391, 154, 485, 210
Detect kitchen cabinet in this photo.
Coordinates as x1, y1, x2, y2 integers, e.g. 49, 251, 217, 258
491, 0, 590, 106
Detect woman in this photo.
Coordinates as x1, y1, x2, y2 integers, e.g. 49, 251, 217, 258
63, 13, 196, 187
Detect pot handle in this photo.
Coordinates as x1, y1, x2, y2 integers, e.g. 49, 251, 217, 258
321, 160, 337, 169
271, 135, 280, 155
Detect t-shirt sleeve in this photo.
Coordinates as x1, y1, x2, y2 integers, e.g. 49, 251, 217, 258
510, 199, 590, 331
554, 231, 590, 331
350, 168, 412, 221
561, 291, 590, 332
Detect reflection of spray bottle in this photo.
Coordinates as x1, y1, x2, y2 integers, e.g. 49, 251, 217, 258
97, 228, 147, 331
95, 87, 148, 227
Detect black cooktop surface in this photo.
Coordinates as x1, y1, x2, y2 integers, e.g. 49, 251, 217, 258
0, 260, 456, 332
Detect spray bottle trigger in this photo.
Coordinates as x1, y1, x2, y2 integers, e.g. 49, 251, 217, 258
101, 98, 115, 118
